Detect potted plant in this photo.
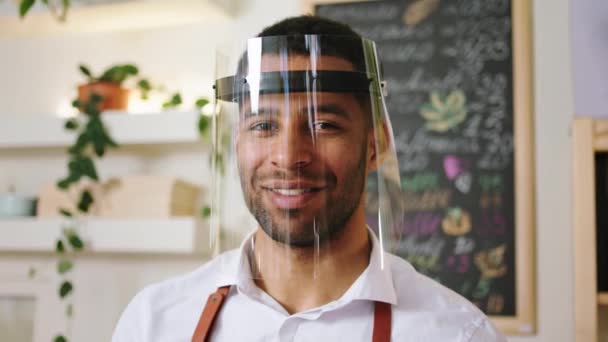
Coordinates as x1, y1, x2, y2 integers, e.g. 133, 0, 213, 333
76, 64, 154, 112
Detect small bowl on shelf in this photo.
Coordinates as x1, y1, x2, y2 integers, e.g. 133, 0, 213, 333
0, 193, 36, 218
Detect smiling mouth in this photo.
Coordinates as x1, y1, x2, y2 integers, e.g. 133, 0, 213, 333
261, 186, 325, 209
269, 188, 316, 195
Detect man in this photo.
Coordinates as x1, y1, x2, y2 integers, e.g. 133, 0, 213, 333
113, 15, 505, 341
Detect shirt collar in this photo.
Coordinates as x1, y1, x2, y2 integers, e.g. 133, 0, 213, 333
214, 226, 398, 306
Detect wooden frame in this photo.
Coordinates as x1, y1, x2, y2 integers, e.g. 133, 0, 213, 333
302, 0, 536, 335
572, 118, 608, 342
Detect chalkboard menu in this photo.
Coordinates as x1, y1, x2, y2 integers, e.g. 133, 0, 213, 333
310, 0, 535, 333
596, 153, 608, 292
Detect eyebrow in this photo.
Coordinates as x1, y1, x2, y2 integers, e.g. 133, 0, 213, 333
242, 103, 351, 120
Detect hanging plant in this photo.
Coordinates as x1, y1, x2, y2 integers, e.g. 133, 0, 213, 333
51, 92, 119, 342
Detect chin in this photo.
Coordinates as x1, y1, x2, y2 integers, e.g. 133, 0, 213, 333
262, 215, 343, 249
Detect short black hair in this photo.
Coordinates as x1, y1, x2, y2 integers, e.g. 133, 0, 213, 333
255, 15, 366, 72
257, 15, 361, 38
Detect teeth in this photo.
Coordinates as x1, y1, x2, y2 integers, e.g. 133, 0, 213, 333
272, 189, 310, 195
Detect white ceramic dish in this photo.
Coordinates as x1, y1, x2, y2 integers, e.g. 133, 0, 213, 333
0, 193, 36, 217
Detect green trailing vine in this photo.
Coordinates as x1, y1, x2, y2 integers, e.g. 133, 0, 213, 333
51, 92, 119, 342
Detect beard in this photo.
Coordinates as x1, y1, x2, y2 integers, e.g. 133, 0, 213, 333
240, 145, 368, 248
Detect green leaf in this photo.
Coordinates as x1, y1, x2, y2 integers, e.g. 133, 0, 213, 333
66, 304, 73, 318
162, 93, 182, 109
57, 259, 73, 274
28, 267, 37, 279
68, 131, 88, 155
19, 0, 36, 19
56, 239, 66, 253
64, 119, 79, 131
201, 206, 211, 218
122, 64, 138, 75
198, 115, 210, 136
59, 281, 73, 298
83, 102, 101, 117
57, 173, 79, 190
78, 64, 93, 80
68, 156, 98, 181
99, 64, 138, 84
87, 116, 108, 157
77, 190, 94, 213
59, 208, 72, 217
93, 140, 105, 157
54, 334, 67, 342
89, 93, 103, 104
195, 98, 209, 109
71, 99, 81, 109
137, 79, 151, 90
66, 232, 84, 251
137, 79, 152, 100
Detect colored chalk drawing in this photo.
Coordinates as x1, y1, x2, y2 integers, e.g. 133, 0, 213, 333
420, 90, 468, 132
474, 244, 508, 279
441, 207, 472, 236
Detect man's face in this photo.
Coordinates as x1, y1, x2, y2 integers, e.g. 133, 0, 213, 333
236, 54, 374, 248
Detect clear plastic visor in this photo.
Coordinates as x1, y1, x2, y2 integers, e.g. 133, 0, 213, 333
210, 35, 403, 280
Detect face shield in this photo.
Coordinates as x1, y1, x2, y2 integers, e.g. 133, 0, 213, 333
210, 35, 403, 279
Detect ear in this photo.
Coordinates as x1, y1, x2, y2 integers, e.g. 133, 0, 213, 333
366, 120, 390, 173
367, 131, 379, 173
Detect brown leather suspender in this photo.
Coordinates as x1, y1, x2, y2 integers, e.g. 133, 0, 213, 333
191, 286, 392, 342
372, 301, 392, 342
191, 286, 231, 342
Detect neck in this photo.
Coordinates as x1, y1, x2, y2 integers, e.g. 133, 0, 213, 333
251, 207, 371, 314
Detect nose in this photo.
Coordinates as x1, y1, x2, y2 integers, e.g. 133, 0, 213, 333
270, 120, 313, 170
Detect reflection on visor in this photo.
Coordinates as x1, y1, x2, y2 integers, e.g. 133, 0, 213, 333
214, 70, 377, 102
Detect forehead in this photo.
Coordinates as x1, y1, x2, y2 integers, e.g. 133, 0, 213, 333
259, 54, 356, 73
240, 54, 368, 121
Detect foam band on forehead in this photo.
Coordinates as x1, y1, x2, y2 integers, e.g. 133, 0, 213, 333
214, 70, 375, 102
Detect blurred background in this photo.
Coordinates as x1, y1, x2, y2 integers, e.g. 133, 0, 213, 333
0, 0, 604, 341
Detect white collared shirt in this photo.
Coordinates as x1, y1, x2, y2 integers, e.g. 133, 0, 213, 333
112, 230, 506, 342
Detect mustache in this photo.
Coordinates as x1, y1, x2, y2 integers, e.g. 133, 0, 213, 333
254, 169, 335, 184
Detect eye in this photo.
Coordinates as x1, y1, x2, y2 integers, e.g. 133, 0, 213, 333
250, 121, 278, 133
313, 122, 339, 131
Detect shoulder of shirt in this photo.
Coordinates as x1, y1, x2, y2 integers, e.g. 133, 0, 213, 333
129, 248, 241, 309
385, 252, 482, 313
112, 249, 240, 341
385, 252, 504, 341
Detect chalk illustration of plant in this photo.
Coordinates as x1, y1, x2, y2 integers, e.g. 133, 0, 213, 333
441, 207, 472, 236
420, 90, 467, 132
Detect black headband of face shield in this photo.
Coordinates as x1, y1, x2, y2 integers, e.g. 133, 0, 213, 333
214, 70, 378, 102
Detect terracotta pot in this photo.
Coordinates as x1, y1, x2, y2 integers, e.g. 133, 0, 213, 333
78, 82, 129, 112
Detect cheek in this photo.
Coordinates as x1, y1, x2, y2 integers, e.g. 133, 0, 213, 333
237, 138, 266, 173
318, 142, 364, 175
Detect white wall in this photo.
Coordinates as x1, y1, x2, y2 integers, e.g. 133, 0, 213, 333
0, 0, 577, 341
571, 0, 608, 118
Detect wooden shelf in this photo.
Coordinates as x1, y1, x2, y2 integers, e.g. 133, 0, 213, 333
0, 110, 202, 150
0, 217, 207, 254
599, 292, 608, 306
0, 0, 240, 38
